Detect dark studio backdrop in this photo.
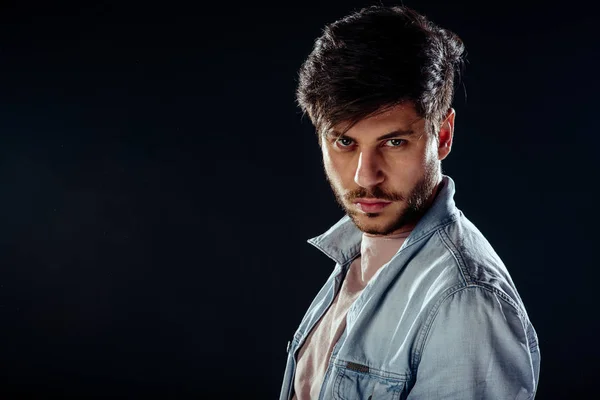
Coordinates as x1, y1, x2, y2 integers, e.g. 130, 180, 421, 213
0, 0, 597, 398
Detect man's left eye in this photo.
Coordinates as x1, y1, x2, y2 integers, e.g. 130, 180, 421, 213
385, 139, 406, 147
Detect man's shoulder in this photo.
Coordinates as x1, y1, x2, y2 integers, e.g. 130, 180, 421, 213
425, 212, 528, 313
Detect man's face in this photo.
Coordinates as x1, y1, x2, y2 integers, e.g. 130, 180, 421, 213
321, 103, 454, 236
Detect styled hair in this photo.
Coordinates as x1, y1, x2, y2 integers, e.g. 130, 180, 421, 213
296, 5, 465, 139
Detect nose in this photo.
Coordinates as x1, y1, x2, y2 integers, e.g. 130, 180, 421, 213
354, 151, 384, 189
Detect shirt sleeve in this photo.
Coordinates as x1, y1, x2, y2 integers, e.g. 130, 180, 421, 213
406, 285, 539, 399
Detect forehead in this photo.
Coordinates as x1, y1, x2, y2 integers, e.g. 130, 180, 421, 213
329, 103, 424, 139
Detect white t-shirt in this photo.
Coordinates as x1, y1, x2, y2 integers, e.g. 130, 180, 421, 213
292, 229, 412, 400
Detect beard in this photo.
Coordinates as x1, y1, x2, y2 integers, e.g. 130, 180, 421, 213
325, 159, 441, 236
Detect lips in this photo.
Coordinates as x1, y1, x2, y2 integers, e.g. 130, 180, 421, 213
354, 201, 391, 213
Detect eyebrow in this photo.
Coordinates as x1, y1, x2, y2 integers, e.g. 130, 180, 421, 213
326, 128, 417, 142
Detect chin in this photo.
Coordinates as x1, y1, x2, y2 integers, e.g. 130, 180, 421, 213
349, 213, 391, 231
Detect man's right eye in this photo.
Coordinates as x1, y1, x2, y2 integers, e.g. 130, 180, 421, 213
335, 138, 354, 148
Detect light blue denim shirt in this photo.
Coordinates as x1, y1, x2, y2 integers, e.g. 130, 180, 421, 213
279, 175, 540, 399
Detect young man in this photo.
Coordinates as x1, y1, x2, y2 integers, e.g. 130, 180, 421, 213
279, 5, 540, 400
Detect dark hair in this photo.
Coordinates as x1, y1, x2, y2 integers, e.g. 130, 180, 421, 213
296, 5, 465, 139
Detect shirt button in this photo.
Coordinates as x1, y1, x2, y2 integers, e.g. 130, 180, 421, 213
286, 341, 291, 353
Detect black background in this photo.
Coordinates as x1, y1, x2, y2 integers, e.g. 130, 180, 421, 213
0, 0, 598, 398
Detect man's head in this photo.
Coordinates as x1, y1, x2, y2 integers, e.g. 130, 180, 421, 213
296, 6, 465, 236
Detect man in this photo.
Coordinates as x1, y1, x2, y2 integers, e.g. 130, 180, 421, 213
279, 5, 540, 400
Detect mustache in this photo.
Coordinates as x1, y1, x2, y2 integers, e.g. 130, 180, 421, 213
346, 188, 405, 202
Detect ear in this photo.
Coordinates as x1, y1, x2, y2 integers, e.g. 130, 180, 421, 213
437, 108, 455, 161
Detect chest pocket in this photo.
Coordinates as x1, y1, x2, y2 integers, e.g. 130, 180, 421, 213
333, 361, 406, 400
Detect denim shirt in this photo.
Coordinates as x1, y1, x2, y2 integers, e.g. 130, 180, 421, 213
279, 175, 540, 400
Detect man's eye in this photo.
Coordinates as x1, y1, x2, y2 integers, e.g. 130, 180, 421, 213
385, 139, 406, 147
335, 138, 354, 148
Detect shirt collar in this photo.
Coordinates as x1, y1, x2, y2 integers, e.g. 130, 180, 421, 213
306, 175, 460, 266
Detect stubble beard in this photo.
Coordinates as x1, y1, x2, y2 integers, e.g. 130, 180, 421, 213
325, 159, 441, 236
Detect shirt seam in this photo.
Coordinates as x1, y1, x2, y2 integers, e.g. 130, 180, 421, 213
437, 225, 470, 285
